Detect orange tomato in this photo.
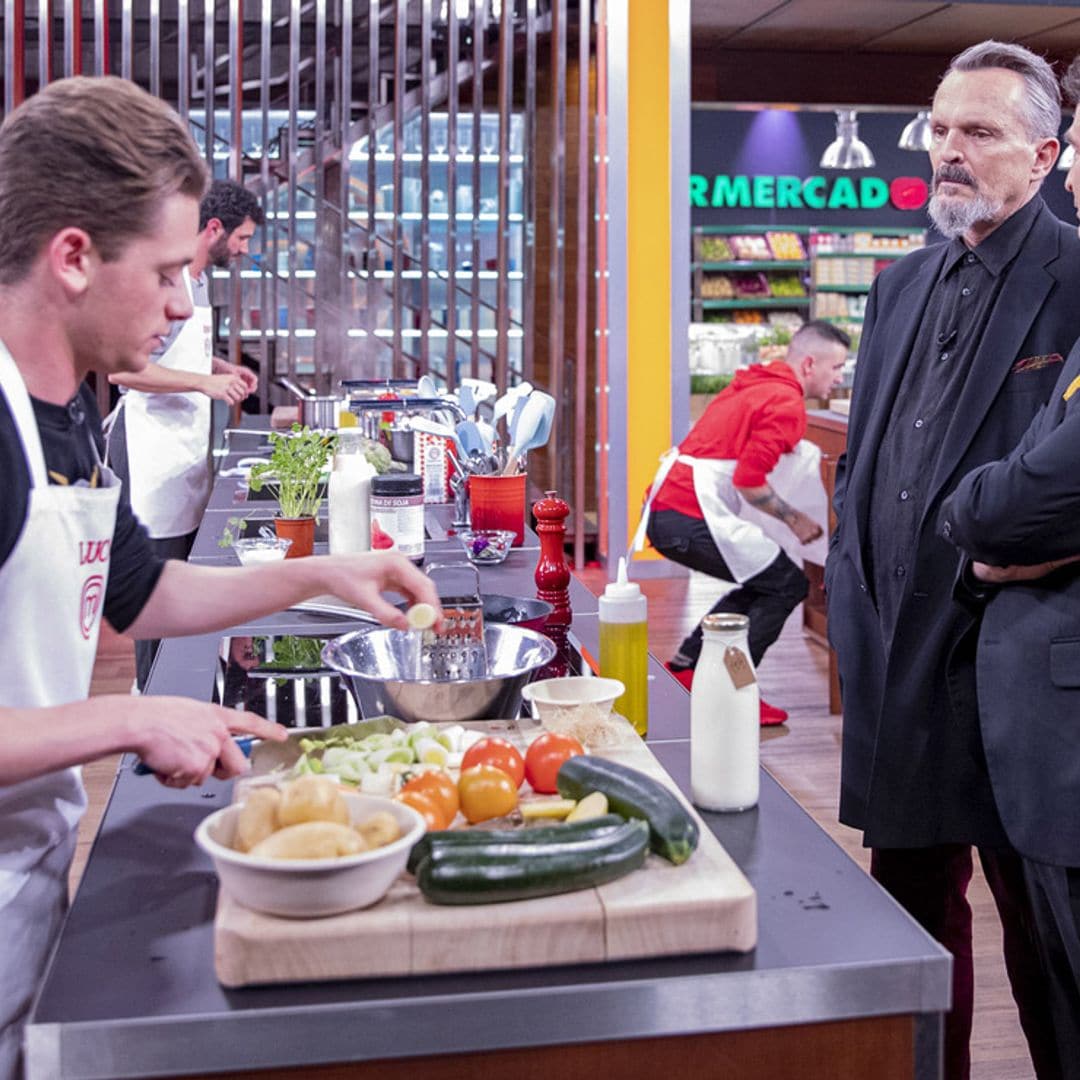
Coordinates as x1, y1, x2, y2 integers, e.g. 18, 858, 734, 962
396, 788, 449, 830
457, 765, 519, 824
461, 736, 526, 789
401, 770, 460, 824
524, 732, 585, 794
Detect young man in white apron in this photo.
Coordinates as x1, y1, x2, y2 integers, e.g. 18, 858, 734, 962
0, 79, 439, 1080
106, 180, 263, 688
634, 320, 848, 725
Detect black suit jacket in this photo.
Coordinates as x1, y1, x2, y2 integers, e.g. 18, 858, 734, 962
825, 200, 1080, 848
942, 344, 1080, 865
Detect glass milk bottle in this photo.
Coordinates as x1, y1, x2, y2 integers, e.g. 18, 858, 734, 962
690, 613, 759, 812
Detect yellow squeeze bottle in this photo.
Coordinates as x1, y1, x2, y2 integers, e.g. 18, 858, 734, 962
599, 557, 649, 737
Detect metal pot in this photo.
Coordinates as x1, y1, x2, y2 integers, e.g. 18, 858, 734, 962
297, 395, 342, 431
482, 594, 554, 634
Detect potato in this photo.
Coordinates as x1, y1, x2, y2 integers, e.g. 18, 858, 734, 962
354, 811, 401, 850
249, 821, 368, 860
277, 775, 349, 828
234, 788, 282, 853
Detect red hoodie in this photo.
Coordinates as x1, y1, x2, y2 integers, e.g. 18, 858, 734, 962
651, 361, 806, 520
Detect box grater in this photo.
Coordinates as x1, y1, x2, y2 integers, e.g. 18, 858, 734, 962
421, 562, 488, 680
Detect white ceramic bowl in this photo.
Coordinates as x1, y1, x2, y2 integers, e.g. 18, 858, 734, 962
195, 791, 425, 918
232, 537, 292, 565
520, 676, 625, 722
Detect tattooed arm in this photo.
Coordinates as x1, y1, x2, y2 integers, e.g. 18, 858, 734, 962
737, 483, 823, 544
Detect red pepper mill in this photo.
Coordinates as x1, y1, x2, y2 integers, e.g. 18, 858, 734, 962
533, 490, 572, 676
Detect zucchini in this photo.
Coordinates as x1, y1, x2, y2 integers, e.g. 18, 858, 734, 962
556, 755, 700, 865
406, 813, 626, 875
415, 819, 649, 905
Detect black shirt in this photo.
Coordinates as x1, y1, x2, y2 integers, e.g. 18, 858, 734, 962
0, 382, 165, 632
866, 196, 1043, 643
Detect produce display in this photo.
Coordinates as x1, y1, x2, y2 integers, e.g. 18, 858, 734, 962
696, 235, 734, 261
699, 274, 735, 299
729, 234, 772, 261
765, 231, 806, 260
231, 776, 403, 859
731, 272, 770, 299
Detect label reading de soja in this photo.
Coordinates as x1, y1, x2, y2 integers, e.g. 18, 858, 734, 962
369, 492, 424, 561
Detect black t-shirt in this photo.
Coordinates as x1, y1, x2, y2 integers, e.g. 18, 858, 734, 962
0, 382, 165, 632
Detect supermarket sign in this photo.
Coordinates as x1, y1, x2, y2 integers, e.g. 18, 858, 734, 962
690, 174, 929, 212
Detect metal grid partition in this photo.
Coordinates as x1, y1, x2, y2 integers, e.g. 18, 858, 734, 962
0, 0, 607, 563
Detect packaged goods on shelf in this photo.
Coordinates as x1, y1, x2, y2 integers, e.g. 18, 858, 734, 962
768, 272, 807, 298
730, 234, 772, 261
689, 323, 760, 376
731, 272, 771, 298
765, 232, 807, 260
697, 235, 735, 261
700, 273, 736, 299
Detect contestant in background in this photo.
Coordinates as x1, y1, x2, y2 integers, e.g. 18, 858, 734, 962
827, 40, 1080, 1079
0, 78, 438, 1080
635, 319, 847, 726
106, 179, 264, 689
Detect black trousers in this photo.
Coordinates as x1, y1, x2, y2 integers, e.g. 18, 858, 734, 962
646, 508, 808, 667
1024, 858, 1080, 1078
872, 844, 1062, 1080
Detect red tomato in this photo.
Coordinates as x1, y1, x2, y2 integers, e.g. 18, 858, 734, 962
524, 732, 585, 794
461, 736, 526, 788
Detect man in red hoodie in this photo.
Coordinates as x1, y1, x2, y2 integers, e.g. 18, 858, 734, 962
642, 320, 848, 724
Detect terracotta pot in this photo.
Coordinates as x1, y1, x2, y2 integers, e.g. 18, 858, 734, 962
274, 516, 315, 558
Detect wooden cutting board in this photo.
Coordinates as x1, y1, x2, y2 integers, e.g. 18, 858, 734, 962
213, 740, 757, 988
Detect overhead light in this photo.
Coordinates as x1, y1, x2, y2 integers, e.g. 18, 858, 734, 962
1059, 144, 1075, 170
898, 110, 932, 152
819, 109, 875, 170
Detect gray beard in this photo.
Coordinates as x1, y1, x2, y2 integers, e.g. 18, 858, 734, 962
928, 189, 1005, 238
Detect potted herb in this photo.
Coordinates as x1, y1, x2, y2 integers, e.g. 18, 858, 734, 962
757, 327, 792, 364
248, 424, 337, 557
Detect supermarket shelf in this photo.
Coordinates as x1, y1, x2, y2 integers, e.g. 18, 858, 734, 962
699, 298, 812, 310
814, 284, 871, 294
694, 224, 811, 234
813, 251, 913, 260
694, 260, 810, 271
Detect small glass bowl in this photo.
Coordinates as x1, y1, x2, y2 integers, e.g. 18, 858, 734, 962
232, 537, 292, 565
457, 528, 515, 565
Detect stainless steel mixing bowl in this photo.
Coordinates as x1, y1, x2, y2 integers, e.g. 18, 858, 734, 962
322, 623, 557, 723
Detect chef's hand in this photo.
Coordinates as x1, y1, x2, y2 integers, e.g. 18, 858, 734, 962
972, 556, 1080, 585
130, 699, 287, 787
213, 357, 259, 396
319, 552, 443, 629
788, 510, 824, 545
199, 372, 249, 406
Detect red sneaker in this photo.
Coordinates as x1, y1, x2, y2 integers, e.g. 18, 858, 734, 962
664, 661, 695, 692
760, 699, 788, 726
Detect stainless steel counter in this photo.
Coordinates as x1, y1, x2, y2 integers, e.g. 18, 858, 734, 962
26, 434, 949, 1079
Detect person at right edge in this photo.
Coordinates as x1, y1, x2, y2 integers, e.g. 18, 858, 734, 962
826, 40, 1080, 1080
939, 54, 1080, 1078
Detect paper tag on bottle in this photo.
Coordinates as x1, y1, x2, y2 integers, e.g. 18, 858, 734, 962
724, 646, 756, 689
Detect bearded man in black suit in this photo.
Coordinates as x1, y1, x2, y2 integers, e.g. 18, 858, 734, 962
940, 52, 1080, 1079
826, 39, 1080, 1079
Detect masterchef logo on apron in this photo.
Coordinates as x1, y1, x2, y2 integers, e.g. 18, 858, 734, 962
79, 574, 105, 639
77, 538, 111, 637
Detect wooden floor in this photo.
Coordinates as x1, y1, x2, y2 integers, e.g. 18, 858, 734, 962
83, 577, 1033, 1079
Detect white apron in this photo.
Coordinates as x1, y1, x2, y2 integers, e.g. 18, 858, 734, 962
632, 440, 828, 582
123, 267, 213, 538
0, 343, 120, 1080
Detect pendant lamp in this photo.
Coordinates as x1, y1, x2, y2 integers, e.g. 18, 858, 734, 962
820, 110, 875, 169
898, 110, 932, 152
